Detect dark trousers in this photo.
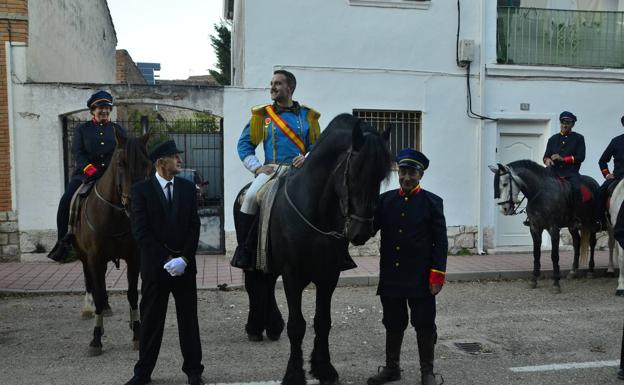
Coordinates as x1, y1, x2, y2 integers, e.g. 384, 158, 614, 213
55, 175, 83, 241
599, 178, 619, 220
134, 275, 204, 380
614, 203, 624, 249
244, 270, 284, 336
381, 295, 437, 336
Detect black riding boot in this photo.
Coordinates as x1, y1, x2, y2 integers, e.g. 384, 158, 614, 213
417, 333, 437, 385
47, 235, 72, 262
231, 212, 258, 270
367, 331, 403, 385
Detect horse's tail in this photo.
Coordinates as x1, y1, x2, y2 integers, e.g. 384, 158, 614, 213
580, 226, 590, 266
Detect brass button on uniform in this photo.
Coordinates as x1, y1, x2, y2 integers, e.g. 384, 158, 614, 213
101, 163, 105, 167
395, 262, 400, 267
398, 229, 403, 233
100, 142, 105, 145
401, 213, 405, 217
395, 246, 400, 251
404, 197, 408, 201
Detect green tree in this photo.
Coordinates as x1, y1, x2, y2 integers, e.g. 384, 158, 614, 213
209, 20, 231, 86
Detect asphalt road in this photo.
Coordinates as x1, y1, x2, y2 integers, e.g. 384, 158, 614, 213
1, 277, 623, 385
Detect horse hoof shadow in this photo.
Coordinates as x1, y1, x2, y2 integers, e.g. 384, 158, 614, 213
319, 379, 341, 385
615, 290, 624, 297
80, 310, 94, 320
586, 272, 595, 279
566, 270, 578, 280
605, 271, 616, 278
529, 281, 538, 289
550, 286, 562, 294
87, 346, 103, 357
102, 307, 113, 317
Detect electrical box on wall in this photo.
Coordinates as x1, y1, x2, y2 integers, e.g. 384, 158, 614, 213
458, 39, 475, 66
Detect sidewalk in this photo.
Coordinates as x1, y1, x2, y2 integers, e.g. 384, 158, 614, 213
0, 250, 615, 293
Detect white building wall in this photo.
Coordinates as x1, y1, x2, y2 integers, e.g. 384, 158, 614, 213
26, 0, 116, 83
237, 0, 480, 88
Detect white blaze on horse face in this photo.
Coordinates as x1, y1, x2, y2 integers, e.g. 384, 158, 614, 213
497, 172, 520, 215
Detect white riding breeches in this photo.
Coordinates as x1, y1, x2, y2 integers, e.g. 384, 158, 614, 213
240, 165, 289, 214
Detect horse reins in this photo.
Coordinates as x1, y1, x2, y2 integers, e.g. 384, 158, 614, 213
284, 148, 373, 239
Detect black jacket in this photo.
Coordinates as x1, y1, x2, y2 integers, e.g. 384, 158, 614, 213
131, 175, 200, 282
72, 120, 126, 176
543, 131, 585, 178
374, 188, 448, 298
599, 134, 624, 179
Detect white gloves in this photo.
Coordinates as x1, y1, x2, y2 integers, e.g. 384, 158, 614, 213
164, 257, 187, 276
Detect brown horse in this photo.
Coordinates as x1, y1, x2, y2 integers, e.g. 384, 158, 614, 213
73, 129, 152, 356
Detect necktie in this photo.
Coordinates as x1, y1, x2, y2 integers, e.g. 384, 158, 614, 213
165, 182, 172, 208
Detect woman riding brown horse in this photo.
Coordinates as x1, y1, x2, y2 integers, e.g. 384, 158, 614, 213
73, 129, 152, 356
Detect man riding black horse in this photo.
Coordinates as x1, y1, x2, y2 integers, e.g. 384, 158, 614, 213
535, 111, 599, 230
47, 91, 126, 262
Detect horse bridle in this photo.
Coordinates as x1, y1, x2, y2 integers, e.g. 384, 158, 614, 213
495, 167, 526, 216
284, 149, 373, 239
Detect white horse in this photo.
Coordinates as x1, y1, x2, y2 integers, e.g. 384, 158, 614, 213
607, 179, 624, 296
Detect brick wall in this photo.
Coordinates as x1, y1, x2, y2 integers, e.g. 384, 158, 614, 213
116, 49, 147, 85
0, 1, 28, 260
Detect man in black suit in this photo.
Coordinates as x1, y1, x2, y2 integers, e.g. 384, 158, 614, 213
124, 140, 205, 385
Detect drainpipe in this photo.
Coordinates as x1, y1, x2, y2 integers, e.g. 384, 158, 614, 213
476, 0, 487, 255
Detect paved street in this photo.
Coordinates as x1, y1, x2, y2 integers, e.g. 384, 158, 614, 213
1, 277, 623, 385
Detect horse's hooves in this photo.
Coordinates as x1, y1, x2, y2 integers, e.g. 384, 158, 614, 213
616, 290, 624, 297
567, 271, 577, 279
87, 346, 102, 357
102, 308, 113, 317
551, 286, 562, 294
133, 340, 140, 351
81, 311, 94, 320
529, 281, 537, 289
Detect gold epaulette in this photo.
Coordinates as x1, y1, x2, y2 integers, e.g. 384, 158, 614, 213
302, 105, 321, 145
249, 104, 270, 146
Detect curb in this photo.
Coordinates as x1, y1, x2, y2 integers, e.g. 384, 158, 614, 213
1, 267, 617, 295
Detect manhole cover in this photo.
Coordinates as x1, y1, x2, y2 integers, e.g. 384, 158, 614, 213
454, 341, 485, 354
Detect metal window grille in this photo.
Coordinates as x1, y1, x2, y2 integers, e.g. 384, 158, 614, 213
352, 109, 421, 157
497, 7, 624, 68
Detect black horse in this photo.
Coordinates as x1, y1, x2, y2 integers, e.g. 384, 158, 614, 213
489, 160, 599, 293
234, 114, 392, 385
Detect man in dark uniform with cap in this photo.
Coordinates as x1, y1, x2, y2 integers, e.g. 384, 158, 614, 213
47, 90, 126, 261
124, 140, 206, 385
597, 115, 624, 227
543, 111, 586, 228
368, 148, 448, 385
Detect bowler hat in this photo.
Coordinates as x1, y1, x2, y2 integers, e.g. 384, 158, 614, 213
396, 148, 429, 170
559, 111, 577, 122
87, 90, 113, 109
149, 140, 184, 162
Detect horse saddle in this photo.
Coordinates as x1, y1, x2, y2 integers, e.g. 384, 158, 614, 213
67, 180, 95, 234
255, 178, 282, 272
557, 178, 592, 204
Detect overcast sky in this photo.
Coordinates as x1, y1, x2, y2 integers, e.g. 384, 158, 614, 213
107, 0, 224, 80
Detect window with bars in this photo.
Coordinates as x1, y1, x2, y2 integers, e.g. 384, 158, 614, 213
352, 109, 421, 158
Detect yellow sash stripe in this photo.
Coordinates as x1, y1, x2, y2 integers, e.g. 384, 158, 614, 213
266, 105, 306, 154
430, 269, 446, 275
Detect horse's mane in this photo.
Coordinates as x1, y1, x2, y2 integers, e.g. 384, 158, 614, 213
312, 113, 393, 200
508, 159, 555, 178
120, 135, 152, 177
